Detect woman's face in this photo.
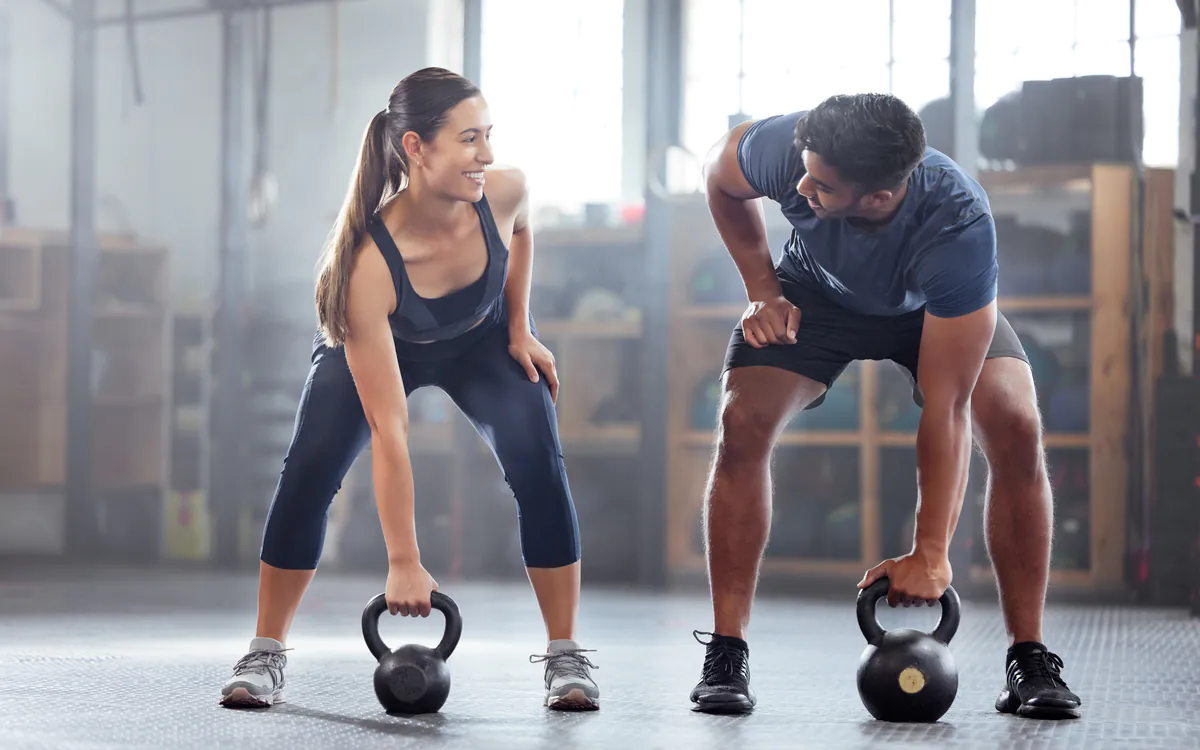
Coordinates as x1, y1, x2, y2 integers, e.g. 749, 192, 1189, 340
409, 95, 494, 202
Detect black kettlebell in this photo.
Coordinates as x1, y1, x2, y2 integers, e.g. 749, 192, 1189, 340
855, 576, 961, 723
361, 590, 462, 714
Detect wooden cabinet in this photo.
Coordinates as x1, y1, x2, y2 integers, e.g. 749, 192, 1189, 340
0, 230, 170, 494
0, 229, 170, 557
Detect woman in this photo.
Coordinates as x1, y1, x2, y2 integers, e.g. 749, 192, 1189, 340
219, 67, 599, 711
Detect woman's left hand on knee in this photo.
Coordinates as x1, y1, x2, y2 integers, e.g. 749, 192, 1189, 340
508, 332, 560, 403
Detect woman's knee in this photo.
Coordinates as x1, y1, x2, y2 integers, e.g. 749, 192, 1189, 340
495, 446, 580, 567
518, 504, 581, 568
261, 396, 368, 567
260, 456, 348, 569
260, 504, 327, 569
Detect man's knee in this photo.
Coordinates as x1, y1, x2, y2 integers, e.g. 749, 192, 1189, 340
978, 400, 1045, 487
716, 391, 778, 467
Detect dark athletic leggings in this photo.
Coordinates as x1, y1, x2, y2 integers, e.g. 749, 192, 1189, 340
259, 314, 581, 570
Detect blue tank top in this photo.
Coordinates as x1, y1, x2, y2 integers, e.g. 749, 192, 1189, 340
366, 194, 509, 342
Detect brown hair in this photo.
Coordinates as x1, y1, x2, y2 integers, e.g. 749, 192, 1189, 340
315, 67, 481, 346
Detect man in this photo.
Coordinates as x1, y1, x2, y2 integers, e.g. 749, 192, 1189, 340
689, 93, 1082, 720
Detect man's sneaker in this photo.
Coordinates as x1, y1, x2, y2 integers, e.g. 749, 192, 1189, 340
995, 641, 1082, 719
529, 639, 600, 710
690, 631, 756, 714
219, 637, 288, 708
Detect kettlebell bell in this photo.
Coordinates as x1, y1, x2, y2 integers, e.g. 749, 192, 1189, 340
361, 590, 463, 714
855, 576, 961, 723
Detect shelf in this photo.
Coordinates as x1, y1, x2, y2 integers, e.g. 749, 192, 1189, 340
761, 558, 865, 576
998, 296, 1091, 312
93, 394, 165, 407
680, 430, 863, 447
95, 305, 168, 320
681, 429, 1087, 449
970, 564, 1093, 590
672, 553, 865, 577
681, 305, 742, 320
879, 432, 1089, 449
0, 227, 166, 253
560, 424, 640, 451
977, 164, 1094, 192
684, 557, 1092, 583
536, 319, 642, 338
406, 423, 641, 457
681, 297, 1091, 321
534, 224, 642, 248
173, 405, 207, 432
0, 242, 41, 311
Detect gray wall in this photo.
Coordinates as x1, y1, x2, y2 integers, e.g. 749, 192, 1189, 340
7, 0, 437, 308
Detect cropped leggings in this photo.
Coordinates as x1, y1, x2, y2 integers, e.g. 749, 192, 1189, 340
259, 314, 581, 570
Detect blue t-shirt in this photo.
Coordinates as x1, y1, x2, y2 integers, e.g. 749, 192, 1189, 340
737, 111, 998, 318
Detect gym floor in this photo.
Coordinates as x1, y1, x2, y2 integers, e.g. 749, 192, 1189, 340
1, 565, 1197, 750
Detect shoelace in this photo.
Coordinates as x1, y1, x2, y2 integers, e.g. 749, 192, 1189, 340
232, 649, 289, 678
693, 630, 749, 684
1012, 650, 1068, 689
529, 649, 599, 683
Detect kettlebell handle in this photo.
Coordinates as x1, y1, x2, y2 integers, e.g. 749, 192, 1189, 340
855, 576, 961, 645
362, 590, 463, 662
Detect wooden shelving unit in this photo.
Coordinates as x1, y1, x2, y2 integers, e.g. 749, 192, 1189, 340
525, 225, 646, 459
0, 229, 171, 554
162, 301, 213, 561
661, 163, 1170, 595
398, 224, 648, 462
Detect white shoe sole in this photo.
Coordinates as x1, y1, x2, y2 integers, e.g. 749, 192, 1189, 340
546, 688, 599, 711
220, 686, 283, 708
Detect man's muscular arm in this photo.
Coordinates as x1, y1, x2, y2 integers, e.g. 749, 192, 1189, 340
703, 121, 799, 347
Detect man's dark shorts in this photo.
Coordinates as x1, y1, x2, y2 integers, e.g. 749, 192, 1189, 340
722, 274, 1028, 409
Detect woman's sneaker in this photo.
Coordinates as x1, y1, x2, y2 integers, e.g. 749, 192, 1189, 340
219, 637, 288, 708
530, 639, 600, 710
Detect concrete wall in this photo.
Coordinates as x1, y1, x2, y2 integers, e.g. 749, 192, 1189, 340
6, 0, 437, 308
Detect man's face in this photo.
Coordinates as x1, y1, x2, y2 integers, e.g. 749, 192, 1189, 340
795, 149, 861, 220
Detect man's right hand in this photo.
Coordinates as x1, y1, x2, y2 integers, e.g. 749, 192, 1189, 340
385, 559, 438, 617
741, 295, 801, 348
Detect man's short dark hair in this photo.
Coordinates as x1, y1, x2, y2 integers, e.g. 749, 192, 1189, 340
793, 93, 926, 194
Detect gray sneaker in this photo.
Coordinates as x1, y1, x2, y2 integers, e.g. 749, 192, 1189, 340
530, 639, 600, 711
220, 637, 288, 708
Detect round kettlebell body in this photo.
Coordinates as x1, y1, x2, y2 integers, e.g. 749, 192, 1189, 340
373, 644, 453, 714
856, 628, 959, 722
855, 577, 961, 723
362, 591, 463, 715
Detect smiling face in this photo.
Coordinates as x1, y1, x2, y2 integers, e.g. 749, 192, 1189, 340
796, 148, 909, 223
796, 150, 862, 219
791, 94, 927, 222
403, 95, 494, 202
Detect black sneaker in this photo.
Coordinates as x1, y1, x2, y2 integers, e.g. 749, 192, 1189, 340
689, 631, 756, 714
995, 642, 1082, 719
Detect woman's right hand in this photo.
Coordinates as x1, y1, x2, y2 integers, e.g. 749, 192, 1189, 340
385, 559, 438, 617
